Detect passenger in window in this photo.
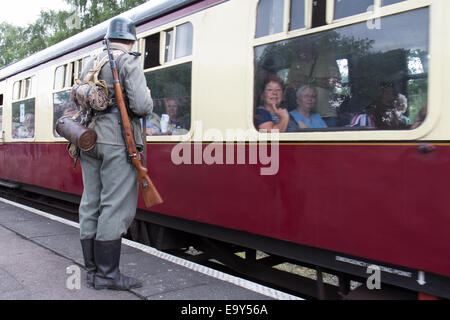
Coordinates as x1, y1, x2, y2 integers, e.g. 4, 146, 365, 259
256, 76, 290, 132
164, 98, 188, 134
348, 83, 410, 129
395, 94, 411, 125
145, 112, 162, 136
17, 113, 35, 138
289, 85, 327, 129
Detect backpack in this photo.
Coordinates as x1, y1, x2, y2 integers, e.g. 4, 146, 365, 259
59, 50, 124, 163
70, 52, 122, 111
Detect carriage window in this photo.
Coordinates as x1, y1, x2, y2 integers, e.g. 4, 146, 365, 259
75, 59, 83, 81
24, 77, 33, 98
13, 81, 21, 100
290, 0, 305, 31
175, 23, 193, 59
54, 65, 66, 90
53, 91, 79, 137
312, 0, 327, 28
12, 99, 35, 139
334, 0, 373, 20
145, 22, 193, 68
65, 62, 74, 88
256, 0, 285, 38
254, 8, 429, 132
383, 0, 406, 6
53, 61, 81, 137
164, 23, 193, 63
164, 28, 175, 63
144, 62, 191, 136
144, 33, 161, 69
54, 62, 78, 91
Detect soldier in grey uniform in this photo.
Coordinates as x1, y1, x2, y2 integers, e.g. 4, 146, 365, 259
79, 17, 153, 291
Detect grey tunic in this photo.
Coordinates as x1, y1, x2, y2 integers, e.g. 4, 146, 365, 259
79, 43, 153, 241
80, 43, 153, 149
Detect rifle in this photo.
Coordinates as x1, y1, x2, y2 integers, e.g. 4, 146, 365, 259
104, 39, 163, 208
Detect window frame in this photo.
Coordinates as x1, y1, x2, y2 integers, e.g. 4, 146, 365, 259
140, 19, 195, 142
255, 0, 313, 39
51, 56, 89, 140
12, 75, 35, 102
251, 0, 434, 141
326, 0, 411, 25
10, 75, 37, 141
142, 21, 194, 72
53, 57, 87, 94
253, 0, 413, 41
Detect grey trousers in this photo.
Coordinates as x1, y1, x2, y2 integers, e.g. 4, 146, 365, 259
79, 143, 138, 241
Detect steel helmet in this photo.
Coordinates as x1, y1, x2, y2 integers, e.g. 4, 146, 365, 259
105, 16, 137, 41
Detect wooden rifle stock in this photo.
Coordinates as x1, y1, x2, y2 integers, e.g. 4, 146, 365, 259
104, 39, 163, 207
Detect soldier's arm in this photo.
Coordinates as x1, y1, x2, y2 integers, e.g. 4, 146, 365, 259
120, 54, 153, 117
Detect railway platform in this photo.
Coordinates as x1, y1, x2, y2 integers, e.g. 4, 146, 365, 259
0, 198, 300, 301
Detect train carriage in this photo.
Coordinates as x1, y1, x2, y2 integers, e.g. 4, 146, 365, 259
0, 0, 449, 299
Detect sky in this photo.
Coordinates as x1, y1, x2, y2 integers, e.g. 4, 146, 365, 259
0, 0, 72, 27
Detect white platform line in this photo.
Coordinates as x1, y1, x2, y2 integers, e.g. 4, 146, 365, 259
0, 197, 80, 228
0, 197, 303, 300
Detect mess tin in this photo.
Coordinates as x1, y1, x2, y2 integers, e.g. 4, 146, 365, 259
56, 116, 97, 151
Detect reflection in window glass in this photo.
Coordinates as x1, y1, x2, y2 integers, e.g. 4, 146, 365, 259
144, 62, 192, 136
12, 99, 35, 139
54, 65, 66, 90
383, 0, 406, 6
254, 8, 429, 131
334, 0, 372, 20
290, 0, 305, 31
256, 0, 284, 38
53, 90, 80, 137
336, 59, 349, 84
175, 23, 193, 59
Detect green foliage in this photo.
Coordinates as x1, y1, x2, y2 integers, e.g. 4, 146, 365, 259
0, 0, 148, 68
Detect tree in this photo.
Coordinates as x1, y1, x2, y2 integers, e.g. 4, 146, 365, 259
0, 0, 148, 68
0, 23, 27, 68
66, 0, 147, 29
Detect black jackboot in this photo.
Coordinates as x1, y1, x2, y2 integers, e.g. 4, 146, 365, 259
93, 239, 143, 291
80, 239, 96, 288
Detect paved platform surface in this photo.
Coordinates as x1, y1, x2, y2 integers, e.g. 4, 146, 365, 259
0, 198, 299, 300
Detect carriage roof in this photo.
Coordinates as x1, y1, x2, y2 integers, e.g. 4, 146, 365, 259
0, 0, 199, 81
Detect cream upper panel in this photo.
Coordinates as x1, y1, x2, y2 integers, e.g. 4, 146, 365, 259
191, 0, 254, 134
